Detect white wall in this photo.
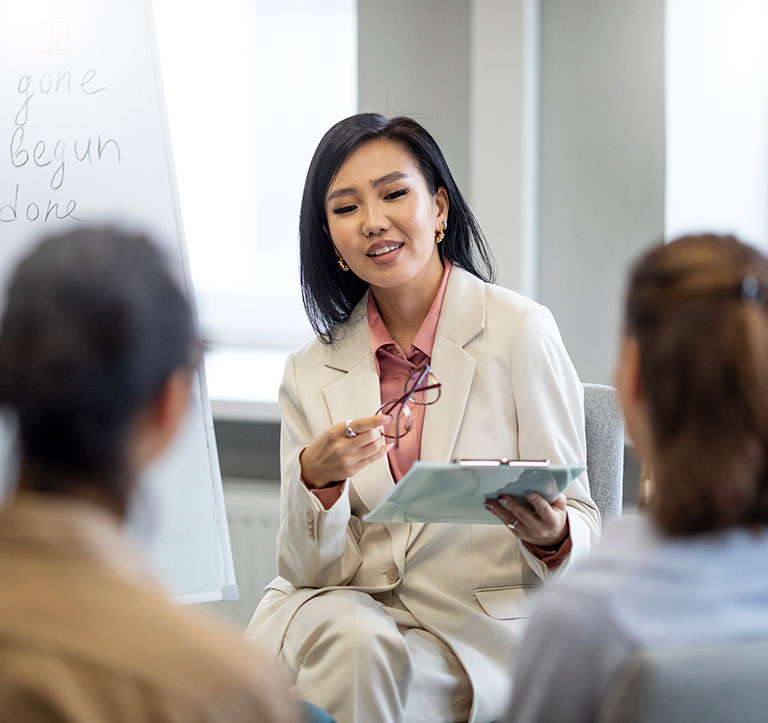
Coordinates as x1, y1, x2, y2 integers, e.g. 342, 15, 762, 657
538, 0, 666, 385
469, 0, 539, 295
357, 0, 471, 191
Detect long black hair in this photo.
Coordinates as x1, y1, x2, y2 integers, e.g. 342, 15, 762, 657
299, 113, 495, 343
0, 226, 197, 511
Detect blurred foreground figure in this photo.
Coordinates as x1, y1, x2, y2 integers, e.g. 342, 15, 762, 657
0, 227, 299, 723
505, 235, 768, 723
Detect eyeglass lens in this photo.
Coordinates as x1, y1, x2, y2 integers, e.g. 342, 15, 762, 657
405, 367, 441, 405
377, 366, 441, 440
379, 400, 414, 440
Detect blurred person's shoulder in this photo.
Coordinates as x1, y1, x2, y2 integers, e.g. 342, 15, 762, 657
0, 496, 299, 723
531, 515, 660, 621
139, 594, 300, 723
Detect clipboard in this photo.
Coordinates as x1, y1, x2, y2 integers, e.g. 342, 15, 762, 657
362, 460, 586, 525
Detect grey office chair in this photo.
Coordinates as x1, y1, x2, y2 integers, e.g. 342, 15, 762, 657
596, 637, 768, 723
583, 383, 624, 519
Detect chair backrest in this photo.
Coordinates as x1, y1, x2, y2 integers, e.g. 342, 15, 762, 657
597, 637, 768, 723
583, 383, 624, 519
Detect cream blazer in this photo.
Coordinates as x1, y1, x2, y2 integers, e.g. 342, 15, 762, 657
246, 267, 601, 723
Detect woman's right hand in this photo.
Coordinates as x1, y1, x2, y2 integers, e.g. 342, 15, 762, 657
299, 414, 392, 489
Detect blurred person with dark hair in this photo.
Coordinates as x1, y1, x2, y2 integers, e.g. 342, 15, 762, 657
0, 227, 299, 723
504, 234, 768, 723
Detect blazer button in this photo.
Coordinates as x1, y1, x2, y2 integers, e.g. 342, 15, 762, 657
386, 566, 399, 584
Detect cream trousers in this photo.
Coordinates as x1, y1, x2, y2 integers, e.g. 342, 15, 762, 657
279, 589, 473, 723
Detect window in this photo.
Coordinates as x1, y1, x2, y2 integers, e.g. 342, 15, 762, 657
666, 0, 768, 248
153, 0, 357, 350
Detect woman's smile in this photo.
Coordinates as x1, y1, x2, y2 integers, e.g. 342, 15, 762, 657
366, 241, 404, 263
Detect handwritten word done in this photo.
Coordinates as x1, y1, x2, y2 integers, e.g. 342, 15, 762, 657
0, 184, 81, 224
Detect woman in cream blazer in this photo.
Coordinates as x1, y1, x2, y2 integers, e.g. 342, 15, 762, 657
246, 115, 600, 723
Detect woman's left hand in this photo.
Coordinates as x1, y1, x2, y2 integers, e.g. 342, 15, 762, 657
485, 492, 569, 547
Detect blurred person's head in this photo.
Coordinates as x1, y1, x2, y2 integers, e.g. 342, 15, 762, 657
617, 234, 768, 535
0, 226, 199, 518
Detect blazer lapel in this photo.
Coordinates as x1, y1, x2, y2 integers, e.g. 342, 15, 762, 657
421, 267, 486, 464
323, 358, 398, 515
321, 296, 397, 515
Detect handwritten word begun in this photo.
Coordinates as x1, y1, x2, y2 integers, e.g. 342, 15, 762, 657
10, 128, 121, 191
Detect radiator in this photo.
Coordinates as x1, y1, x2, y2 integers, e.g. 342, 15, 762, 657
199, 478, 281, 631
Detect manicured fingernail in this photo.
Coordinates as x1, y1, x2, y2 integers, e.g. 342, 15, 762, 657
527, 492, 537, 502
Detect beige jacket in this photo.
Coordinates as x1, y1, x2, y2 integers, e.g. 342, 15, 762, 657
247, 268, 601, 722
0, 493, 299, 723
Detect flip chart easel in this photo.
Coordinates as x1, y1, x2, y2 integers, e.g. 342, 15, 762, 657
0, 0, 237, 604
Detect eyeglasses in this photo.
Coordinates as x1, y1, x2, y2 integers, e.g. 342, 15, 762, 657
376, 364, 442, 448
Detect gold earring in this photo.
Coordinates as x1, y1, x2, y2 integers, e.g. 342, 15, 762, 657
338, 257, 350, 272
435, 227, 445, 244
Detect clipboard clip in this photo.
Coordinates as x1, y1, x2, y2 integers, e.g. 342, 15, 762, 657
453, 458, 550, 468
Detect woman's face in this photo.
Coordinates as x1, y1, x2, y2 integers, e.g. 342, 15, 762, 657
324, 139, 448, 295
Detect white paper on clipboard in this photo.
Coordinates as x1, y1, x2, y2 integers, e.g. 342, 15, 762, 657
363, 461, 586, 525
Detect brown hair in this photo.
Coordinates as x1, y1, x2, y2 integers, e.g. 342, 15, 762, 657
625, 234, 768, 535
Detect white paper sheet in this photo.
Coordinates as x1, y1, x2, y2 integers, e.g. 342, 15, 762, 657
363, 462, 586, 524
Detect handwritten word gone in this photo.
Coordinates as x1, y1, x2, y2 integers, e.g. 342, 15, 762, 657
15, 69, 106, 126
